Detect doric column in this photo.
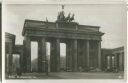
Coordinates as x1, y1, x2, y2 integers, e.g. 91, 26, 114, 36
8, 45, 13, 74
66, 42, 69, 70
50, 41, 55, 72
115, 53, 119, 70
20, 49, 24, 73
56, 39, 60, 72
66, 41, 72, 71
50, 39, 60, 72
38, 38, 46, 72
86, 40, 90, 70
98, 41, 101, 69
22, 40, 27, 72
25, 37, 31, 72
119, 53, 123, 71
110, 55, 112, 70
77, 40, 85, 70
82, 40, 86, 70
72, 39, 78, 71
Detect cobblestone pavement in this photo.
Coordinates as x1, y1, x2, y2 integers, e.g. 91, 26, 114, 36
8, 72, 124, 79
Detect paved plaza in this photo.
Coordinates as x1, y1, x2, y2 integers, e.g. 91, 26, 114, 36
8, 72, 124, 79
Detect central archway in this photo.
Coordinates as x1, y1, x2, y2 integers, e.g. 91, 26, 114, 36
60, 43, 66, 72
31, 42, 38, 72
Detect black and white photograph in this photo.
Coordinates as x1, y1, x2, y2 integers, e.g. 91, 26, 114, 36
3, 1, 126, 81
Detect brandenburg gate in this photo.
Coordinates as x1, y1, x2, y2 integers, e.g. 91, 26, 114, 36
21, 10, 104, 73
